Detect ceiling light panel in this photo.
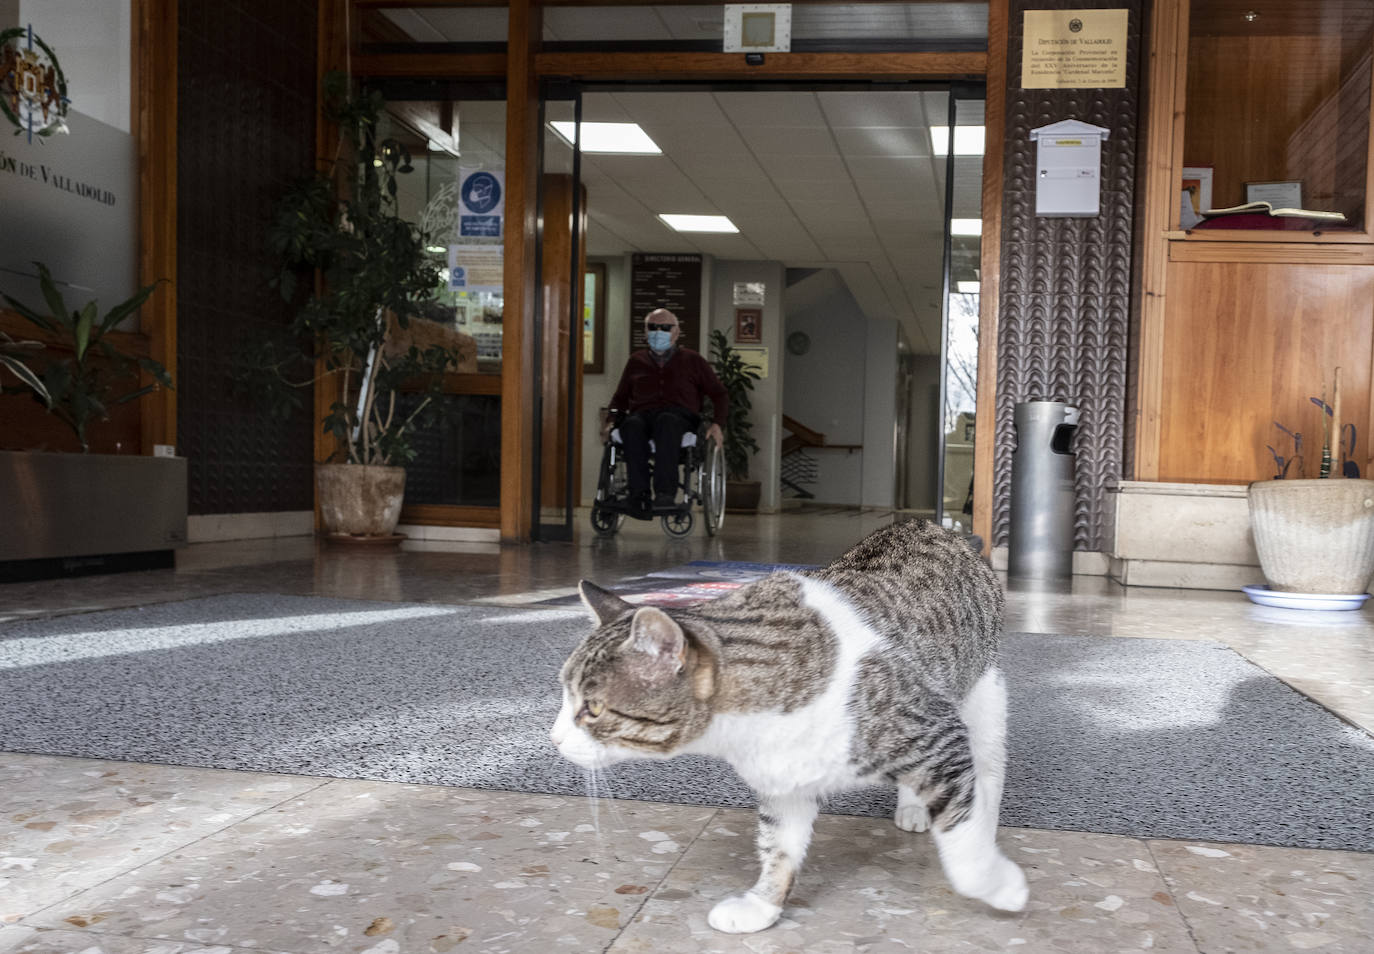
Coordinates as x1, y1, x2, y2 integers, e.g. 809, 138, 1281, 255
659, 214, 740, 233
931, 125, 986, 156
549, 121, 662, 154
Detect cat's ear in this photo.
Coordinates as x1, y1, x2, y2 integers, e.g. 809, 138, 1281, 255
579, 580, 633, 626
624, 607, 688, 670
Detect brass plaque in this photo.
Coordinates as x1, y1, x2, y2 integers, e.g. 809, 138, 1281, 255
1022, 9, 1129, 89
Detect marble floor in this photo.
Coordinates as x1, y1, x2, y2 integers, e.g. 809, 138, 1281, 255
2, 510, 1372, 954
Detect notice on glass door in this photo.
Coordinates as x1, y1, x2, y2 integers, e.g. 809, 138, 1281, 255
1022, 9, 1128, 89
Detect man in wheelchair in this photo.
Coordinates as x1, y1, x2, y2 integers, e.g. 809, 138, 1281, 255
602, 308, 726, 516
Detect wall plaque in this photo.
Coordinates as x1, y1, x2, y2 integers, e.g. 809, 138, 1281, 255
629, 253, 703, 352
1022, 9, 1128, 89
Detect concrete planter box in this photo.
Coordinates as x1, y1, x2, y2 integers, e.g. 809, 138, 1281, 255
0, 450, 187, 577
1106, 480, 1263, 589
1248, 478, 1374, 594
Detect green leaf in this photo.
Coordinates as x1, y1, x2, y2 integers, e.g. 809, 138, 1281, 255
0, 291, 58, 333
0, 353, 51, 405
35, 262, 68, 323
97, 280, 161, 336
74, 302, 95, 359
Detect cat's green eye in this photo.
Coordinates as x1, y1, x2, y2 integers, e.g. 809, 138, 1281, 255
582, 700, 604, 719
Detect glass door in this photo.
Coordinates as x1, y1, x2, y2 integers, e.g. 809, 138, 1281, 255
369, 84, 507, 527
532, 85, 586, 540
935, 84, 985, 531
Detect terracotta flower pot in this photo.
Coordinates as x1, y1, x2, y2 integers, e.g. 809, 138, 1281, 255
315, 463, 406, 537
1247, 478, 1374, 594
725, 479, 761, 513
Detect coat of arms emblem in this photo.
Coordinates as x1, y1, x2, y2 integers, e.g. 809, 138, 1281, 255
1, 25, 70, 141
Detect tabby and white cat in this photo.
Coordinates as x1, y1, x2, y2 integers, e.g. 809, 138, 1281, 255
550, 519, 1028, 934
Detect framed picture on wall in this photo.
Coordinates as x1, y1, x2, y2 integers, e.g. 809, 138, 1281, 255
735, 307, 762, 343
583, 262, 607, 374
1180, 165, 1213, 226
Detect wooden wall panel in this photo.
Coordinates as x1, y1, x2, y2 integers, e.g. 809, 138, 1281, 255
1158, 259, 1374, 481
537, 174, 587, 510
500, 0, 542, 541
1184, 36, 1347, 210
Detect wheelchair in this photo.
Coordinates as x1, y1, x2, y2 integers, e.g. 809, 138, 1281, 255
590, 421, 727, 538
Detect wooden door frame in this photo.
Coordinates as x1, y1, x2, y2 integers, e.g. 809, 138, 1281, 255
349, 1, 1006, 544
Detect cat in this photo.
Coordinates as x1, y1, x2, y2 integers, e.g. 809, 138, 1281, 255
550, 519, 1028, 934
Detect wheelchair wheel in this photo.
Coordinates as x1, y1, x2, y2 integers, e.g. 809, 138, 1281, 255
590, 502, 624, 538
702, 438, 726, 536
590, 443, 626, 538
661, 508, 694, 537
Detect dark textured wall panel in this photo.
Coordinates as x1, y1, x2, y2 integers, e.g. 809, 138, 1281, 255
994, 0, 1142, 550
177, 0, 317, 514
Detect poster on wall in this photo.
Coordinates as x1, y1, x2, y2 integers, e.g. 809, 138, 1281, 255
458, 168, 505, 238
448, 245, 503, 293
1021, 9, 1129, 89
629, 253, 703, 352
0, 14, 137, 317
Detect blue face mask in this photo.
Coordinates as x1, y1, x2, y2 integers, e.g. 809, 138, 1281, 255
647, 329, 673, 353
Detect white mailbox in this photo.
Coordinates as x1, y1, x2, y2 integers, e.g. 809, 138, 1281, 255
1029, 120, 1110, 217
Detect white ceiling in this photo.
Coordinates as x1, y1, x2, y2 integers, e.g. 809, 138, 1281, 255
379, 6, 988, 356
444, 90, 983, 356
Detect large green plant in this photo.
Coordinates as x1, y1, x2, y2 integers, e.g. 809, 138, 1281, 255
709, 328, 761, 480
2, 263, 170, 452
249, 73, 452, 467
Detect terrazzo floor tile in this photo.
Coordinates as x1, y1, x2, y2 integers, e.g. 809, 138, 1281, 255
1149, 839, 1374, 954
24, 780, 714, 954
0, 754, 324, 922
0, 924, 288, 954
609, 810, 1200, 953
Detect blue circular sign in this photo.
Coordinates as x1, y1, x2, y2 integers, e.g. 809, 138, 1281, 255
462, 171, 502, 214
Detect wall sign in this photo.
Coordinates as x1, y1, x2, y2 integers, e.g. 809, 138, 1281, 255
630, 253, 703, 352
0, 18, 136, 315
1021, 9, 1129, 89
458, 167, 504, 238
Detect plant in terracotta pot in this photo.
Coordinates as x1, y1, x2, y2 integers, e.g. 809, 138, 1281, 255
249, 75, 465, 540
708, 328, 762, 512
1248, 370, 1374, 600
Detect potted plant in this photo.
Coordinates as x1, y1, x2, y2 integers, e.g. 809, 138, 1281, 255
2, 263, 170, 452
708, 328, 762, 512
0, 265, 185, 577
1248, 375, 1374, 597
248, 74, 470, 540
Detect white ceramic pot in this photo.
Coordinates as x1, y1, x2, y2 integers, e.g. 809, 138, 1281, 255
315, 463, 406, 537
1247, 478, 1374, 594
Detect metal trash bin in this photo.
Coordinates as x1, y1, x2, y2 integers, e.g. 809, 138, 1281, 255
1009, 401, 1079, 579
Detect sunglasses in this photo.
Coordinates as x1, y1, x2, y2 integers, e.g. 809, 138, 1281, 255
647, 323, 676, 332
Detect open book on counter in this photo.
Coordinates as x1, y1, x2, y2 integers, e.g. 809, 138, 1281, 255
1201, 201, 1347, 223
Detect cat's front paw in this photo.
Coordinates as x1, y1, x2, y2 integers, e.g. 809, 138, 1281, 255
708, 893, 782, 933
894, 797, 930, 832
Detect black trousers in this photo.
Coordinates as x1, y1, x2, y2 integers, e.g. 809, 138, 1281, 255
619, 406, 697, 497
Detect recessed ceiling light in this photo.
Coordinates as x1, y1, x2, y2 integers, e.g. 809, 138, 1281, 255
659, 214, 739, 233
956, 280, 980, 294
931, 125, 985, 156
549, 121, 662, 154
951, 218, 982, 236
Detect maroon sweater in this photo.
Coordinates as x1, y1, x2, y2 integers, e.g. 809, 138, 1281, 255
610, 347, 728, 426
